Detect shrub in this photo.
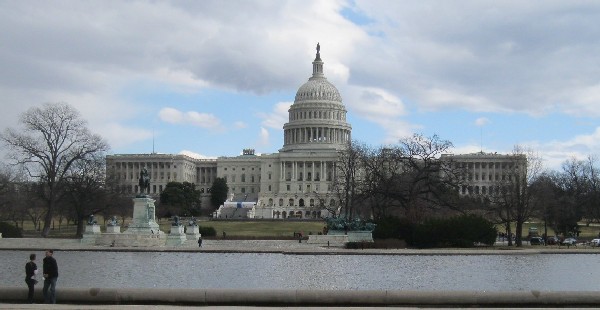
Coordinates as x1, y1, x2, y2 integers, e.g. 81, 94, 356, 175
198, 226, 216, 237
372, 216, 415, 243
0, 222, 23, 238
412, 214, 496, 248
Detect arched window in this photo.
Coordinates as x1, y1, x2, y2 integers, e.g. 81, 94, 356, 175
309, 199, 315, 206
288, 198, 294, 206
299, 199, 305, 207
268, 198, 273, 206
279, 198, 284, 206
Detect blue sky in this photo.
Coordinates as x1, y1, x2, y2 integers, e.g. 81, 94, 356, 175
1, 1, 599, 170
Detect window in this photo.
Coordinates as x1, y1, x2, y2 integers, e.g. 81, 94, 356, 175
268, 185, 272, 191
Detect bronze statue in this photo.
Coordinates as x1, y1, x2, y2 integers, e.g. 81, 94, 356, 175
317, 42, 320, 54
138, 166, 150, 195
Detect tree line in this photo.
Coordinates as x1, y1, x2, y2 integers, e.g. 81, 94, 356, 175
333, 136, 600, 247
0, 102, 229, 237
1, 102, 598, 246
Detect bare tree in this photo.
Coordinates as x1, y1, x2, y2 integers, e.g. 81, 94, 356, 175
364, 134, 457, 223
63, 153, 108, 237
488, 145, 542, 246
0, 103, 109, 237
332, 140, 369, 220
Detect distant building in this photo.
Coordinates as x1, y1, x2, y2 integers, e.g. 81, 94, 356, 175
107, 45, 350, 219
440, 152, 527, 197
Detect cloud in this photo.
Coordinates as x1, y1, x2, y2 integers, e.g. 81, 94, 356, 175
178, 150, 216, 160
258, 127, 270, 147
475, 117, 490, 127
100, 123, 152, 149
158, 107, 222, 130
234, 121, 247, 129
349, 1, 600, 116
257, 102, 291, 130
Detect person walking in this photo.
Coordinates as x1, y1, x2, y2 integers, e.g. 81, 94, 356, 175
25, 254, 38, 303
198, 236, 203, 247
42, 249, 58, 304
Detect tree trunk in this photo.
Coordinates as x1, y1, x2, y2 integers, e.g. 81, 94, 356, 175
515, 220, 523, 247
506, 223, 513, 246
41, 202, 54, 237
76, 216, 85, 238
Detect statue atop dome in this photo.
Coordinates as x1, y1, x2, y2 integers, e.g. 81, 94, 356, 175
316, 42, 320, 54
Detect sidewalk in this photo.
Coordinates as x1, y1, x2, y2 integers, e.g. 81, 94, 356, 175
1, 237, 598, 254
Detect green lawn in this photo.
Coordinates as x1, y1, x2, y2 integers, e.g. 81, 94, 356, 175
498, 221, 600, 240
16, 218, 326, 239
159, 220, 325, 238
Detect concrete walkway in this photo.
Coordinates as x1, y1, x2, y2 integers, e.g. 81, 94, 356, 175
1, 237, 599, 254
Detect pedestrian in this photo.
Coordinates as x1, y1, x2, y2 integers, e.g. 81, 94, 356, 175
42, 249, 58, 304
198, 236, 203, 248
25, 253, 38, 303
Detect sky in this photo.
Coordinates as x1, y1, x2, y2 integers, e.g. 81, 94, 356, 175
1, 0, 599, 171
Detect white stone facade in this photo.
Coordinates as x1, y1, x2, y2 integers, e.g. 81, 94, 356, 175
106, 46, 348, 219
440, 152, 527, 197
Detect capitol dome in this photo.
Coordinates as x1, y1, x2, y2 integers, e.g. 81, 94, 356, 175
294, 77, 342, 103
280, 43, 352, 153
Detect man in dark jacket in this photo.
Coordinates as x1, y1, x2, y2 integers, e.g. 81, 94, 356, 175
42, 249, 58, 304
25, 253, 37, 303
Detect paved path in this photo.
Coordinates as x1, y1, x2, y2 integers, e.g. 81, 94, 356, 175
1, 237, 599, 254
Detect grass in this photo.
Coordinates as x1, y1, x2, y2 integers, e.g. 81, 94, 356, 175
15, 218, 326, 239
498, 221, 600, 240
13, 217, 600, 242
160, 220, 325, 238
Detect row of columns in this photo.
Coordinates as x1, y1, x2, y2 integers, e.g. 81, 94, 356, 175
279, 161, 335, 182
284, 127, 350, 145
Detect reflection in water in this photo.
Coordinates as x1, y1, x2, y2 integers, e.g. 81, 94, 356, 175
2, 251, 600, 291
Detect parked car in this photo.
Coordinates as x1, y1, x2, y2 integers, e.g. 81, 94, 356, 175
562, 238, 577, 245
546, 236, 560, 245
529, 237, 544, 245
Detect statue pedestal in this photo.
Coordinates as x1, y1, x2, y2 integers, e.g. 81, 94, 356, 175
95, 196, 166, 247
307, 234, 349, 246
81, 224, 101, 245
166, 225, 186, 246
85, 224, 101, 234
186, 225, 200, 240
106, 225, 121, 234
124, 197, 163, 235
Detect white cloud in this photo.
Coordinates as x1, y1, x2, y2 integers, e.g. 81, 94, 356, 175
1, 1, 600, 162
158, 107, 222, 130
258, 127, 270, 147
178, 150, 216, 160
234, 121, 247, 129
475, 117, 490, 127
100, 123, 152, 149
257, 102, 291, 130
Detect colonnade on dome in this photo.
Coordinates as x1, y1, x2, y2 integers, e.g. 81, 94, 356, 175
283, 127, 351, 145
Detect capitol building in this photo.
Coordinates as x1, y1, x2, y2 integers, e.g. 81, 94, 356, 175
106, 45, 525, 219
107, 45, 351, 219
